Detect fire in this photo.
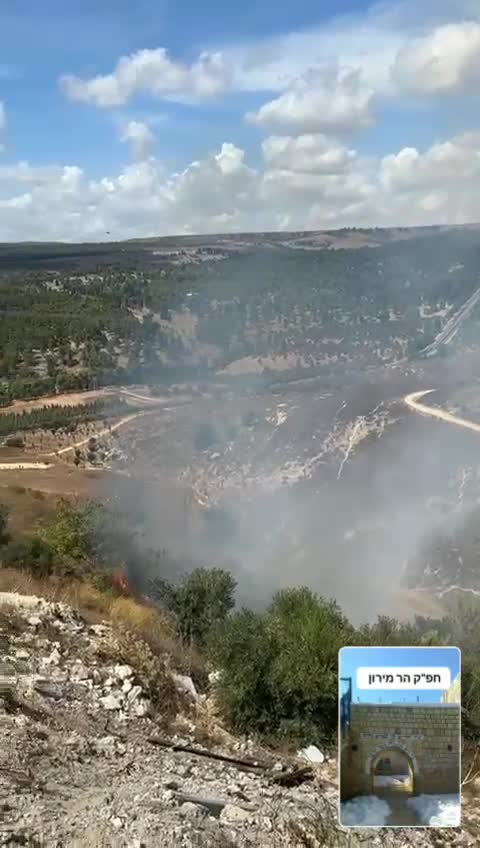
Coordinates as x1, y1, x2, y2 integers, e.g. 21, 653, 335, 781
112, 569, 129, 594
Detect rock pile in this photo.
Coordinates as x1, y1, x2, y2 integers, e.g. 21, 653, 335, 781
0, 592, 478, 846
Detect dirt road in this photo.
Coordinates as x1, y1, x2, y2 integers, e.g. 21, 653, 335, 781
52, 411, 145, 456
404, 389, 480, 435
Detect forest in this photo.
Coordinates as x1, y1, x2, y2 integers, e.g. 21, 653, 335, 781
1, 227, 480, 405
0, 397, 138, 440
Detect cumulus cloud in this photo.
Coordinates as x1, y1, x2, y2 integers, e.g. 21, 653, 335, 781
61, 48, 231, 107
262, 134, 357, 174
1, 131, 480, 241
392, 21, 480, 94
121, 120, 154, 160
381, 132, 480, 190
246, 67, 375, 135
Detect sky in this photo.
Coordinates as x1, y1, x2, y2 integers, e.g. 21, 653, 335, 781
340, 646, 461, 705
1, 0, 480, 240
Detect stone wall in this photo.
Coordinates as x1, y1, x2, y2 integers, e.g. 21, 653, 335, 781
341, 703, 460, 800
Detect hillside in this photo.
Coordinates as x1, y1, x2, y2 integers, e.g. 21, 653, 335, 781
1, 227, 480, 405
3, 226, 480, 614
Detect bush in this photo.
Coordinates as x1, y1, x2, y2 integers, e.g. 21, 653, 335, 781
209, 587, 353, 746
37, 498, 102, 560
2, 535, 54, 578
98, 628, 180, 722
0, 504, 10, 547
150, 567, 236, 646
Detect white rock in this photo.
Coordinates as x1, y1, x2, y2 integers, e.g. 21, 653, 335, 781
0, 592, 43, 610
173, 674, 198, 699
297, 745, 324, 764
71, 663, 89, 681
208, 670, 222, 684
179, 802, 207, 820
126, 684, 142, 704
43, 648, 61, 666
114, 664, 133, 681
100, 694, 122, 711
27, 616, 42, 628
14, 649, 30, 660
89, 624, 109, 636
122, 679, 133, 694
110, 816, 123, 830
134, 699, 150, 717
220, 804, 253, 824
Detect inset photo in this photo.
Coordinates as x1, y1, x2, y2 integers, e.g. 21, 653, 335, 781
339, 645, 461, 828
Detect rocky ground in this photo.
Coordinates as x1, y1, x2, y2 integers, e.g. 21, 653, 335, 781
0, 592, 478, 847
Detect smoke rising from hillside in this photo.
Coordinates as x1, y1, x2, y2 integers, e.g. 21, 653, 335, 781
104, 348, 480, 624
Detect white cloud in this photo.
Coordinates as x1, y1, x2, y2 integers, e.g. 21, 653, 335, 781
380, 132, 480, 190
392, 21, 480, 93
1, 130, 480, 241
121, 120, 155, 160
247, 68, 375, 135
262, 134, 357, 174
61, 48, 231, 107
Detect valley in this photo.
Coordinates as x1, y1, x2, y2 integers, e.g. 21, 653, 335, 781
2, 226, 480, 623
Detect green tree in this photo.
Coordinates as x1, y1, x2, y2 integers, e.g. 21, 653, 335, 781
38, 498, 102, 560
209, 587, 353, 745
150, 567, 236, 646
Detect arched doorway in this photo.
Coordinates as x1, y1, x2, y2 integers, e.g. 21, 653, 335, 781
371, 748, 414, 795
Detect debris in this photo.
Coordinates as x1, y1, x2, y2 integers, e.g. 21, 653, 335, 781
147, 737, 264, 772
297, 745, 325, 764
220, 804, 254, 824
100, 694, 122, 711
178, 801, 208, 820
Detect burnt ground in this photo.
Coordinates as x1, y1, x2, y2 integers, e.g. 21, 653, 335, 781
2, 351, 480, 623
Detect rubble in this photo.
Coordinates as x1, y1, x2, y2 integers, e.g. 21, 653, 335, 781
0, 592, 478, 846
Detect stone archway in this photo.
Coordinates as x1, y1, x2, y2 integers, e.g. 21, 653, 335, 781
369, 746, 417, 795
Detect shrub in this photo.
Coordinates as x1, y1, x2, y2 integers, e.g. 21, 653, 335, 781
37, 498, 102, 560
2, 535, 53, 577
150, 567, 236, 646
98, 628, 180, 722
0, 504, 10, 547
2, 535, 54, 578
209, 587, 353, 746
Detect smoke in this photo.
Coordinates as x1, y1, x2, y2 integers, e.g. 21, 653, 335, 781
98, 240, 480, 625
99, 347, 480, 626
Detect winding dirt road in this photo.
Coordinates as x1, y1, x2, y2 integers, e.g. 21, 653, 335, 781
0, 387, 192, 470
404, 390, 480, 435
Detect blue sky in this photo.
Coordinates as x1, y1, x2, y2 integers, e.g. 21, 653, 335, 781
340, 646, 461, 705
0, 0, 480, 240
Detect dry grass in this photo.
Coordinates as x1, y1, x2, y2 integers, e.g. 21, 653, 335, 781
0, 565, 207, 689
0, 484, 56, 535
0, 567, 172, 643
110, 596, 175, 645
